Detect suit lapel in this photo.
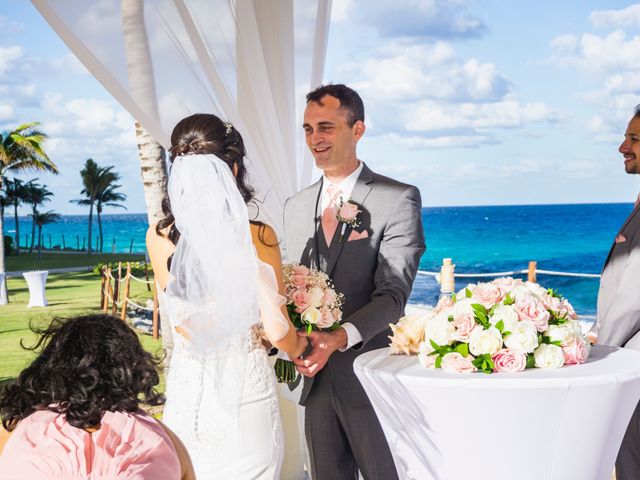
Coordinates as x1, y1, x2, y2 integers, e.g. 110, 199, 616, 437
324, 165, 374, 277
603, 203, 640, 271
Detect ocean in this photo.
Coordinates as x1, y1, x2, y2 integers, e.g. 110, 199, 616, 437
3, 203, 632, 316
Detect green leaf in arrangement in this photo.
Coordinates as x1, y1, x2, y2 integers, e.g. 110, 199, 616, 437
448, 315, 454, 323
465, 288, 472, 298
452, 292, 457, 302
495, 320, 505, 333
503, 293, 515, 305
435, 355, 443, 369
306, 323, 313, 336
526, 353, 536, 369
454, 342, 469, 357
502, 330, 512, 337
430, 339, 441, 352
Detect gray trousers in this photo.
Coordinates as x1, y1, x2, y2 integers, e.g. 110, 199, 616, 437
617, 332, 640, 479
304, 370, 398, 480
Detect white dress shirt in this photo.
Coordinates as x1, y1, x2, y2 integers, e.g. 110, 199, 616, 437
320, 161, 365, 351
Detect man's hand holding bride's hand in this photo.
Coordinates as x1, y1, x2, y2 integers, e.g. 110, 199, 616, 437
292, 328, 347, 377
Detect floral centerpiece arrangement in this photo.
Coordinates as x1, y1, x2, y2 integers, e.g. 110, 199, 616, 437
389, 277, 591, 373
274, 263, 344, 383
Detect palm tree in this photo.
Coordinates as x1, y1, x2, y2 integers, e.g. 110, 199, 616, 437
4, 178, 33, 255
71, 159, 117, 255
0, 122, 57, 303
96, 183, 127, 252
24, 182, 53, 253
31, 209, 60, 259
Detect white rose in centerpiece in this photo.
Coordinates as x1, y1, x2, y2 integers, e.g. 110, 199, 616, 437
468, 326, 503, 356
424, 312, 455, 346
452, 298, 474, 316
417, 340, 436, 368
308, 287, 325, 308
525, 281, 547, 297
534, 343, 565, 369
301, 307, 322, 325
490, 304, 519, 332
504, 320, 539, 353
546, 324, 579, 347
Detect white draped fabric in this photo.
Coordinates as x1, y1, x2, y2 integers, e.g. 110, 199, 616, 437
355, 345, 640, 480
31, 0, 332, 232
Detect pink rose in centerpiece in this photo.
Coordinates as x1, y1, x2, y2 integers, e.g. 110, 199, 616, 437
492, 277, 523, 294
514, 295, 550, 332
557, 299, 578, 320
291, 290, 310, 313
440, 352, 477, 373
492, 348, 527, 373
471, 282, 504, 308
542, 292, 562, 312
338, 202, 360, 222
452, 312, 476, 341
434, 295, 455, 313
562, 336, 591, 365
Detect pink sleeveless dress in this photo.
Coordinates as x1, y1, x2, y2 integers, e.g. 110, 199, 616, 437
0, 409, 181, 479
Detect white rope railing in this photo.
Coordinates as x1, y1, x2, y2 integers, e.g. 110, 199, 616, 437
126, 298, 154, 311
103, 270, 154, 284
417, 269, 601, 279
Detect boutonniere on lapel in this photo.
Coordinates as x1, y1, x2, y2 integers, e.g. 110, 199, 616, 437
336, 199, 361, 241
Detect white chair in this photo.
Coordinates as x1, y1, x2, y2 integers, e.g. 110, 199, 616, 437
22, 270, 49, 308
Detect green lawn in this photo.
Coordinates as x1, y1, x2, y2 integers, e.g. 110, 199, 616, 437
5, 251, 146, 272
0, 268, 164, 389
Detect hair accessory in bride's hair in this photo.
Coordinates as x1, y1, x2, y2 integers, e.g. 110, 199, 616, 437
223, 121, 233, 136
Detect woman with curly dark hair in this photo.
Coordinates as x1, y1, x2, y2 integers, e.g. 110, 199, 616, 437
0, 314, 194, 479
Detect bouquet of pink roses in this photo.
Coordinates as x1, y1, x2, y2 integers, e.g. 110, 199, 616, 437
389, 277, 591, 373
274, 263, 344, 383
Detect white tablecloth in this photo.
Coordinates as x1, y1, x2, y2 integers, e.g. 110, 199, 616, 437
22, 270, 48, 308
354, 345, 640, 480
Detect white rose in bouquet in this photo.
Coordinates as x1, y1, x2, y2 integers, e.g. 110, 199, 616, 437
534, 343, 565, 369
301, 307, 322, 325
425, 312, 455, 346
308, 287, 325, 308
490, 304, 519, 332
504, 320, 539, 353
468, 326, 503, 356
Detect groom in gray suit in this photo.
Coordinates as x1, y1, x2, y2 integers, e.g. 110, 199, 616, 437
593, 105, 640, 480
283, 84, 425, 479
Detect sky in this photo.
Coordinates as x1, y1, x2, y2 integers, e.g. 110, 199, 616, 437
1, 0, 640, 214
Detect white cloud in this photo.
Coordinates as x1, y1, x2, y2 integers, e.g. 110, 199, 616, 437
0, 16, 24, 36
590, 4, 640, 30
0, 45, 23, 77
0, 104, 15, 122
351, 0, 486, 39
381, 132, 495, 149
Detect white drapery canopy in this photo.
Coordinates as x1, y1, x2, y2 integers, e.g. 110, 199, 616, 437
31, 0, 332, 232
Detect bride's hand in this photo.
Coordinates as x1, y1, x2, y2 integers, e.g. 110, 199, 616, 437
292, 333, 308, 358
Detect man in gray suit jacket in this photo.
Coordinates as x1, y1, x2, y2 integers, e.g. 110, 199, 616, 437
593, 105, 640, 480
284, 85, 425, 480
284, 84, 425, 479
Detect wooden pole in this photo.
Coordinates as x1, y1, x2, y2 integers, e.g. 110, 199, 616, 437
528, 261, 537, 283
112, 262, 122, 316
152, 280, 159, 340
100, 265, 106, 309
103, 267, 112, 313
120, 263, 132, 320
144, 257, 151, 292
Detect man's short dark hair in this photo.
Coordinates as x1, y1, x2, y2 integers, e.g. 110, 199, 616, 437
634, 104, 640, 118
306, 84, 365, 127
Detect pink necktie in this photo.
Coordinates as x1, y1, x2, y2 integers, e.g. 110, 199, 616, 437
322, 184, 341, 246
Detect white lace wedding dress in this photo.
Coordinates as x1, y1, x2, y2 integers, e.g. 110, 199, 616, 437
162, 312, 283, 478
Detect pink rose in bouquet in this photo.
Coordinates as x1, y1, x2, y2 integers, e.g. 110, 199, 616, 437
492, 348, 527, 373
291, 290, 310, 313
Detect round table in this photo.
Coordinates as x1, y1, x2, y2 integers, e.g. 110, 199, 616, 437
354, 345, 640, 480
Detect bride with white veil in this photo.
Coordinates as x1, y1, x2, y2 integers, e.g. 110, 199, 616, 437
146, 113, 307, 479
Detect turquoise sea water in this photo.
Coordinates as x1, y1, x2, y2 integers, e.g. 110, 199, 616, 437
3, 203, 632, 315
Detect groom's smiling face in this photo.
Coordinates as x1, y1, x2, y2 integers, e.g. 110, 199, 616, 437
303, 95, 364, 176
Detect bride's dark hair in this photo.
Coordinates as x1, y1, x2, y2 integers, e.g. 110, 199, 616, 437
157, 113, 256, 245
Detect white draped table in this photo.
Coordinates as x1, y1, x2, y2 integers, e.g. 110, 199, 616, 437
354, 345, 640, 480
